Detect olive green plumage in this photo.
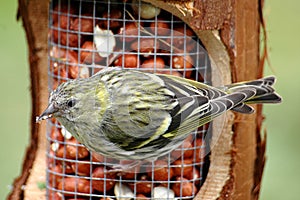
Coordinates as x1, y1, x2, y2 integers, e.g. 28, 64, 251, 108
37, 67, 281, 161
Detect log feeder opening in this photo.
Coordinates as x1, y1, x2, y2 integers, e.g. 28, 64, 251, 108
46, 1, 213, 199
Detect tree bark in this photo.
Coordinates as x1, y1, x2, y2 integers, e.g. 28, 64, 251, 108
9, 0, 265, 199
8, 1, 49, 199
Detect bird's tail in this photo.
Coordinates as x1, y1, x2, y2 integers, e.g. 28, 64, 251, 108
222, 76, 282, 114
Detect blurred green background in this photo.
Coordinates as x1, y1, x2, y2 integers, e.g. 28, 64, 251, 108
0, 0, 299, 199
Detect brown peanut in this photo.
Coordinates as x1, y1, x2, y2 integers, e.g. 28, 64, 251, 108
141, 57, 165, 73
49, 165, 63, 187
114, 54, 139, 69
92, 166, 116, 192
71, 161, 92, 176
65, 138, 89, 159
184, 167, 201, 186
128, 175, 152, 195
130, 38, 160, 54
57, 177, 91, 196
99, 10, 122, 30
171, 135, 194, 160
70, 14, 94, 33
172, 158, 194, 178
147, 160, 173, 181
80, 41, 103, 64
118, 22, 142, 42
172, 177, 198, 197
50, 127, 64, 142
149, 19, 170, 36
51, 24, 83, 47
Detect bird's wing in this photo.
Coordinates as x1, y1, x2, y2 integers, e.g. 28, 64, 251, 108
156, 73, 226, 100
103, 71, 231, 149
162, 89, 257, 140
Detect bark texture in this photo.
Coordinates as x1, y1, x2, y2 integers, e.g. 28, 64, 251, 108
9, 0, 265, 199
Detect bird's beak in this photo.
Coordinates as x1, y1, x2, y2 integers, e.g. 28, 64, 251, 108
36, 103, 58, 123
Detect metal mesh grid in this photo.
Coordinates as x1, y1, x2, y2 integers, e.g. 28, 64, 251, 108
47, 0, 212, 199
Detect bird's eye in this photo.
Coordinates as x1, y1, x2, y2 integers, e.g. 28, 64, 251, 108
67, 99, 76, 108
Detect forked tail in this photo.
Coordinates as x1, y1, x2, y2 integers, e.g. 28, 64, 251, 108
223, 76, 282, 113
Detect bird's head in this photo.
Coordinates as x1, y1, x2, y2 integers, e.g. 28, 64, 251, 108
36, 78, 109, 128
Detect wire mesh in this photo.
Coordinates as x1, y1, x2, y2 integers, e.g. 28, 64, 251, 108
47, 0, 212, 199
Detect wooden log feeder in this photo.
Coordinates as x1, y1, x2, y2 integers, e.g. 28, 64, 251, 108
9, 0, 267, 199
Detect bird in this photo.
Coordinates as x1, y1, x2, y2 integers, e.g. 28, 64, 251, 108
36, 67, 281, 164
